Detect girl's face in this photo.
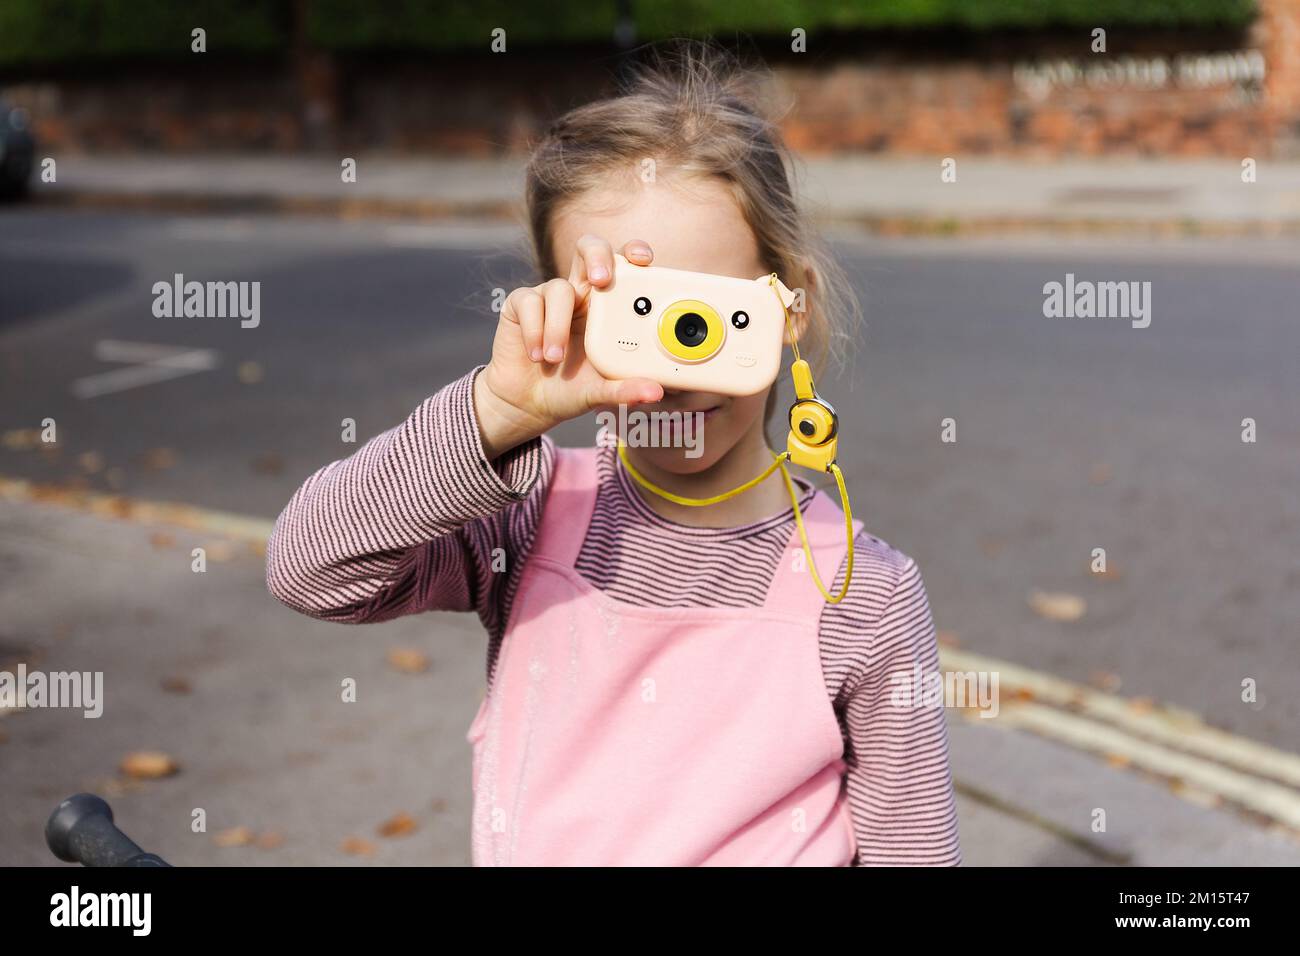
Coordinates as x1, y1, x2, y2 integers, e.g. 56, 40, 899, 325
550, 173, 774, 474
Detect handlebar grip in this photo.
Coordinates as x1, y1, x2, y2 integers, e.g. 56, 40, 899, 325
46, 794, 170, 867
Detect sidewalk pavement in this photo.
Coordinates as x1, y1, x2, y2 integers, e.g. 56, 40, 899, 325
27, 154, 1300, 234
3, 490, 1300, 866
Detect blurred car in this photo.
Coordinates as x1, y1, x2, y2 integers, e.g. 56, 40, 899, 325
0, 100, 35, 199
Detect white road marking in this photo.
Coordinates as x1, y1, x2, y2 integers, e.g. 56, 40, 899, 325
71, 340, 219, 399
944, 647, 1300, 788
988, 696, 1300, 830
0, 477, 275, 540
943, 646, 1300, 832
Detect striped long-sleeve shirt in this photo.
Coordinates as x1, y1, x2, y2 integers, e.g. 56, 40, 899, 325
266, 366, 962, 866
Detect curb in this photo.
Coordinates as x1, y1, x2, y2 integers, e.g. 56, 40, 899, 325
28, 190, 1300, 237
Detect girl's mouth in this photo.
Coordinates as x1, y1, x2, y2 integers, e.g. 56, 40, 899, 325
649, 405, 719, 442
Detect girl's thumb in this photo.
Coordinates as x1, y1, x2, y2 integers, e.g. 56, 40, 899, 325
588, 377, 662, 410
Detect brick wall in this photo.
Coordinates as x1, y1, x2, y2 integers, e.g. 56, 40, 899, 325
4, 0, 1299, 158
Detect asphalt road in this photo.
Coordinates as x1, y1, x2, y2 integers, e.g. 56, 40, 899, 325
2, 207, 1298, 761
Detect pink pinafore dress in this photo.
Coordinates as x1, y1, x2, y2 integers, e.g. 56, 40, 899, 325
466, 446, 863, 866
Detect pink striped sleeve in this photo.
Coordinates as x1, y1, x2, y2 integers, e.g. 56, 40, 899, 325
265, 366, 551, 635
834, 555, 962, 866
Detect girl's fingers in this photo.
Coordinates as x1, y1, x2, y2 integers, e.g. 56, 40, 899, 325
506, 287, 546, 362
619, 240, 654, 266
568, 234, 615, 294
539, 278, 575, 363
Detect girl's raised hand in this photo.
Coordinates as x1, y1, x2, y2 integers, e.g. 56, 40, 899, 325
475, 236, 663, 460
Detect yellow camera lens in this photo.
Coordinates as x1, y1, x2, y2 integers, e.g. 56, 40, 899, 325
657, 299, 724, 363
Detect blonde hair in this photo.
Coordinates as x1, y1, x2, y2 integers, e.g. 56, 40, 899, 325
524, 41, 860, 383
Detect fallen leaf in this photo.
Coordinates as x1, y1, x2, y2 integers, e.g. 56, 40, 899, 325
387, 647, 430, 674
256, 831, 285, 849
149, 532, 175, 549
430, 798, 447, 813
213, 826, 255, 847
160, 676, 192, 694
1028, 589, 1086, 623
377, 812, 418, 838
90, 495, 132, 520
1128, 697, 1156, 715
120, 750, 180, 779
1104, 753, 1132, 769
1, 429, 42, 450
1088, 463, 1113, 485
78, 451, 105, 474
340, 836, 376, 856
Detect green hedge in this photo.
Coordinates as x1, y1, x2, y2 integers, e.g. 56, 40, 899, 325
0, 0, 285, 66
308, 0, 1259, 50
633, 0, 1260, 35
0, 0, 1260, 66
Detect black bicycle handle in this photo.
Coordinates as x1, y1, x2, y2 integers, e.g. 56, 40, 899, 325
46, 794, 170, 867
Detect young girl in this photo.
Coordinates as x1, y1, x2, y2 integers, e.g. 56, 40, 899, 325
267, 46, 960, 867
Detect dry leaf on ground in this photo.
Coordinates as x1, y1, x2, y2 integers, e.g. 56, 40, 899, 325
213, 826, 255, 847
341, 836, 376, 856
120, 751, 180, 779
377, 812, 418, 838
387, 647, 430, 674
1027, 589, 1086, 622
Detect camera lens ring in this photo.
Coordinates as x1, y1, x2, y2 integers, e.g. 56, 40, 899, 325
657, 299, 724, 363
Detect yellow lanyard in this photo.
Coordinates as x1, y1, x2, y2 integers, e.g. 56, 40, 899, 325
616, 442, 854, 604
